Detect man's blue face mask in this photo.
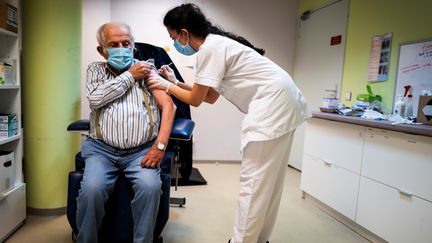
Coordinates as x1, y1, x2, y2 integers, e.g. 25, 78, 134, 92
106, 48, 134, 70
174, 36, 196, 56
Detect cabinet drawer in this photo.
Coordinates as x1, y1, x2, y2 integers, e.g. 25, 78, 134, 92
0, 183, 26, 241
362, 128, 432, 201
304, 118, 365, 173
356, 177, 432, 243
301, 154, 360, 220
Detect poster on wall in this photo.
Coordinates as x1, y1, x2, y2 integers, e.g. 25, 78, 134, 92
394, 39, 432, 117
367, 32, 392, 82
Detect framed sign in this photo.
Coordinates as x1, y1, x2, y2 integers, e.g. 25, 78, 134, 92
367, 33, 392, 82
394, 38, 432, 117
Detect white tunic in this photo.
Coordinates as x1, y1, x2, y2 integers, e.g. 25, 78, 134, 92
195, 34, 309, 149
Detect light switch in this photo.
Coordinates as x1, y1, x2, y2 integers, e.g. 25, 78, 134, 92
345, 91, 352, 101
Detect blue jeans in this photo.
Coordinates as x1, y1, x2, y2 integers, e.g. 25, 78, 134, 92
76, 137, 161, 243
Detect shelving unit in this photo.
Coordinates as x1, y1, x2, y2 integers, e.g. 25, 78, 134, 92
0, 0, 26, 241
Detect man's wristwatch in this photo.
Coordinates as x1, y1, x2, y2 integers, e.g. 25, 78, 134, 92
155, 141, 166, 151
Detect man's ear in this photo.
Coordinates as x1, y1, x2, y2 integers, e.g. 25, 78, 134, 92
97, 46, 104, 55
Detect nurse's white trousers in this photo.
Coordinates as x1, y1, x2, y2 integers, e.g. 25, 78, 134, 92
231, 131, 295, 243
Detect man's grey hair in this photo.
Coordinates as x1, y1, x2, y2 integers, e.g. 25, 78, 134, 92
96, 22, 135, 47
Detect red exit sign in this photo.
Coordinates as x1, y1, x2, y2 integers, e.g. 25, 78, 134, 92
331, 35, 342, 46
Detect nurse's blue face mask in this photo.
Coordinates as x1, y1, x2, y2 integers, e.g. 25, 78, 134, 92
106, 47, 134, 70
174, 33, 196, 56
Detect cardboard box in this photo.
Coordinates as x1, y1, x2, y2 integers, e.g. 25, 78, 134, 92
417, 95, 432, 125
0, 3, 18, 33
0, 113, 18, 137
0, 151, 15, 193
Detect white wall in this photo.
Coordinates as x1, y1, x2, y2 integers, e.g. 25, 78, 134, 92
81, 0, 299, 161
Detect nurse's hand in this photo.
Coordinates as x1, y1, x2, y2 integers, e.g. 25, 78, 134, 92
147, 75, 171, 92
158, 65, 179, 85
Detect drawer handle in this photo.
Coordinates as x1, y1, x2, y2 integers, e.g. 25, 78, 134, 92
0, 187, 15, 201
0, 193, 8, 201
398, 188, 413, 197
323, 160, 332, 166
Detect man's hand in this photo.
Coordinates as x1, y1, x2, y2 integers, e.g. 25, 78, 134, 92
128, 61, 153, 81
141, 146, 164, 168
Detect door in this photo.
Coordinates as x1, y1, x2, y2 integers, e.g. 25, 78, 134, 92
288, 0, 348, 170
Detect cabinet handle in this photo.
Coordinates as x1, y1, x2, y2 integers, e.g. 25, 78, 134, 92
398, 188, 413, 197
407, 140, 417, 144
323, 160, 332, 166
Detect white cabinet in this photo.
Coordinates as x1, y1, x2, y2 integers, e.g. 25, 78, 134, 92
0, 0, 25, 241
362, 128, 432, 202
303, 118, 365, 173
301, 154, 360, 220
301, 118, 364, 220
357, 127, 432, 243
301, 117, 432, 243
357, 177, 432, 243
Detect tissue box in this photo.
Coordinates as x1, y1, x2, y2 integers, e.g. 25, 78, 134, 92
0, 3, 18, 33
0, 151, 15, 193
0, 113, 18, 137
417, 96, 432, 125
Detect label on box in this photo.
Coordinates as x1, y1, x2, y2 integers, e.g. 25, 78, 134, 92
0, 113, 17, 123
6, 5, 17, 28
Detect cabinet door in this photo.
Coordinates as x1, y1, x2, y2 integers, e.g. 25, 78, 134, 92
304, 118, 365, 174
362, 128, 432, 201
0, 183, 26, 241
357, 177, 432, 243
301, 154, 360, 220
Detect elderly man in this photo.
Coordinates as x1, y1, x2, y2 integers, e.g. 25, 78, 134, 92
76, 22, 176, 243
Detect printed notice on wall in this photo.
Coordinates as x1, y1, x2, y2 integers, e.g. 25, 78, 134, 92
367, 33, 392, 82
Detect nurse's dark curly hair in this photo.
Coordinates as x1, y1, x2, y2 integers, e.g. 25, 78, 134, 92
164, 3, 265, 56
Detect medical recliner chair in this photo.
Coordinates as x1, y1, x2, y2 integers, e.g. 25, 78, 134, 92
66, 42, 194, 242
66, 118, 195, 243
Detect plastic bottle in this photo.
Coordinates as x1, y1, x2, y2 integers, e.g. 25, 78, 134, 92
404, 85, 413, 118
393, 95, 405, 117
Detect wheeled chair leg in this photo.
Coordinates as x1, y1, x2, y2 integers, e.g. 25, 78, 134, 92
170, 143, 187, 207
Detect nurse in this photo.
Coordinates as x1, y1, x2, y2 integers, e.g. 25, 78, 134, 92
147, 3, 308, 243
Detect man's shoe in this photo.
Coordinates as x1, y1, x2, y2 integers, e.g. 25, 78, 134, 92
227, 240, 269, 243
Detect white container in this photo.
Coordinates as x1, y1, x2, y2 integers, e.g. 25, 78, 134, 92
0, 151, 14, 193
322, 97, 339, 108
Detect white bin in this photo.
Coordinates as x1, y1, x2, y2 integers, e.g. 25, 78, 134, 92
0, 151, 14, 193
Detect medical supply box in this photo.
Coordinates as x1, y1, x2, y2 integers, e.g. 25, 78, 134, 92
0, 151, 15, 193
0, 61, 14, 85
0, 113, 18, 137
0, 3, 18, 33
417, 95, 432, 125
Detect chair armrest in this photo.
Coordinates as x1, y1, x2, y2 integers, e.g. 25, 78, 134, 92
170, 119, 195, 141
67, 119, 90, 132
66, 118, 194, 141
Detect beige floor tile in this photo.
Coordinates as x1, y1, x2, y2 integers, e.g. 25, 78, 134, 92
5, 163, 368, 243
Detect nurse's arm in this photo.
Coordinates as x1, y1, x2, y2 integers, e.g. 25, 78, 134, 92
174, 82, 219, 104
204, 87, 220, 104
168, 83, 213, 107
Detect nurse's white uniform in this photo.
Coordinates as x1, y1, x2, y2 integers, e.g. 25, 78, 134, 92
195, 34, 308, 243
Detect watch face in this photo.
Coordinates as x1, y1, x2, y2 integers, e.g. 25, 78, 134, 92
157, 142, 166, 151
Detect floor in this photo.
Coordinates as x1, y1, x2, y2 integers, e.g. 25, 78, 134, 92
5, 163, 369, 243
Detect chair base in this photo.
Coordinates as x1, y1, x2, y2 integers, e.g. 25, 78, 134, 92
169, 197, 186, 207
